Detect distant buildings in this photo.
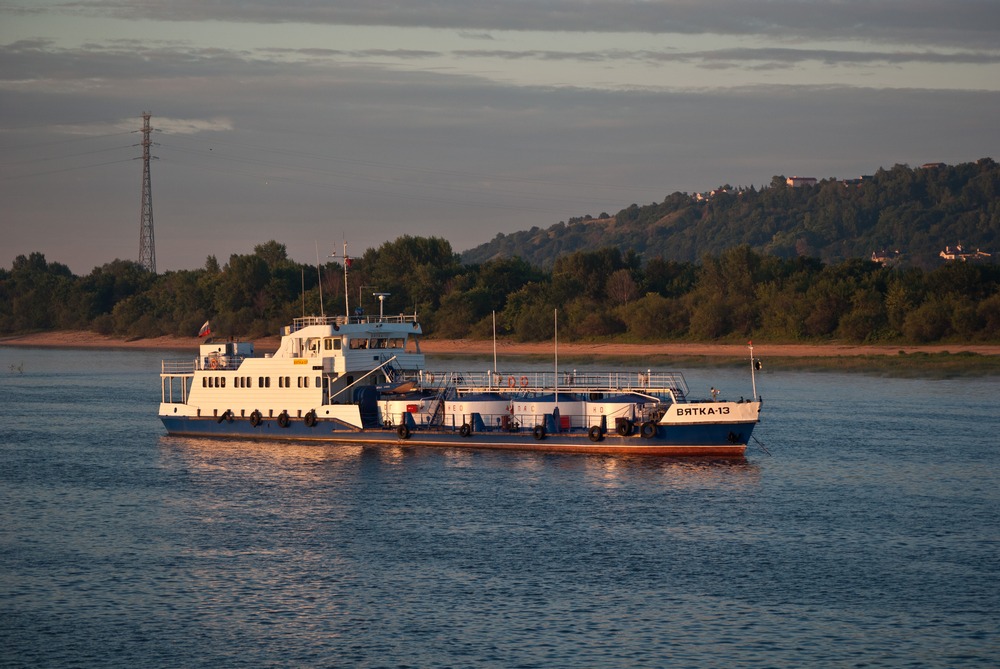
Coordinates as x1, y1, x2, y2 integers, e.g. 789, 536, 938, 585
871, 249, 903, 266
786, 176, 817, 188
940, 245, 991, 262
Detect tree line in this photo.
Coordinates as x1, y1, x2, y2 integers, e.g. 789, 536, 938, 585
3, 237, 999, 345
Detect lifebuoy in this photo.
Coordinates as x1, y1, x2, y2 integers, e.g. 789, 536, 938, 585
508, 376, 516, 388
304, 410, 317, 428
249, 410, 262, 427
520, 376, 529, 387
208, 357, 219, 370
397, 423, 411, 439
460, 423, 472, 438
616, 418, 632, 437
277, 411, 290, 428
640, 421, 657, 439
533, 425, 546, 441
588, 425, 603, 442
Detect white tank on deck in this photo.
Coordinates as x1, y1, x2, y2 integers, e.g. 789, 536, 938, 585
511, 394, 586, 429
583, 393, 652, 428
444, 394, 512, 430
381, 396, 438, 427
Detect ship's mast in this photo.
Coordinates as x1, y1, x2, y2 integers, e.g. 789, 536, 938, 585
329, 241, 350, 319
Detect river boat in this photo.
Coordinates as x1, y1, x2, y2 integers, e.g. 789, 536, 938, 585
159, 312, 763, 456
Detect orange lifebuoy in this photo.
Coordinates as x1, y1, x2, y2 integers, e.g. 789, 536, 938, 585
520, 376, 529, 387
508, 376, 516, 388
208, 357, 219, 370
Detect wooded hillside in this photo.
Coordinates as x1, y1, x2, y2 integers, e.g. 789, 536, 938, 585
462, 159, 1000, 269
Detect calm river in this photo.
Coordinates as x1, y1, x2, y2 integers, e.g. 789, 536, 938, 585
1, 346, 998, 667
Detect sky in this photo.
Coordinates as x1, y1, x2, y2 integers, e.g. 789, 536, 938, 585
2, 0, 999, 274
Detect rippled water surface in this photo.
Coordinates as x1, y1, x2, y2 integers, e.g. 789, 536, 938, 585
2, 347, 998, 667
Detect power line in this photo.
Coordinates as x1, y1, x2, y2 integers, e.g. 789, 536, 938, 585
1, 157, 135, 180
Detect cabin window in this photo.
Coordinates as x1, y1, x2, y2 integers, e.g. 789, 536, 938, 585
220, 377, 225, 388
315, 376, 321, 387
202, 378, 207, 388
324, 337, 341, 351
258, 376, 264, 388
349, 338, 367, 349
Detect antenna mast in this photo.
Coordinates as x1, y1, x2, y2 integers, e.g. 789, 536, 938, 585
329, 241, 351, 318
138, 112, 156, 273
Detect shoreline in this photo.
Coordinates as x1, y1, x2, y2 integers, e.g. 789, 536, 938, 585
2, 330, 999, 359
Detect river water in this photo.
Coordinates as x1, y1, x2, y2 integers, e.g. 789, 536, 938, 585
1, 346, 998, 668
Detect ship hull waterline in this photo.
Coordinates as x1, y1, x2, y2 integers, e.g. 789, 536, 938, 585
161, 416, 755, 457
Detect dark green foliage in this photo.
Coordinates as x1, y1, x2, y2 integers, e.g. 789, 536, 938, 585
3, 226, 999, 346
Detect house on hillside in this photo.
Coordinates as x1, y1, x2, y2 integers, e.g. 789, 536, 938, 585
940, 245, 991, 262
843, 175, 873, 187
871, 249, 903, 266
786, 176, 817, 188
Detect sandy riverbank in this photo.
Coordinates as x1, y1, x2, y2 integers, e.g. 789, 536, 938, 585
2, 330, 998, 359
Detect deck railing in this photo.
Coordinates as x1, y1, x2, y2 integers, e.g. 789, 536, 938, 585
161, 359, 196, 374
161, 354, 251, 374
407, 369, 689, 400
289, 314, 419, 333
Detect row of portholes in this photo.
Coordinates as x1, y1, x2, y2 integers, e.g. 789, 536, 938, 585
202, 376, 322, 389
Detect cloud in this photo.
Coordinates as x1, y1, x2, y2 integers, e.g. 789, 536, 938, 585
156, 117, 235, 134
453, 46, 1000, 68
71, 0, 1000, 49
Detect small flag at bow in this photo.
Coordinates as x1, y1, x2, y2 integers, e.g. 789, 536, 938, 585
198, 320, 212, 337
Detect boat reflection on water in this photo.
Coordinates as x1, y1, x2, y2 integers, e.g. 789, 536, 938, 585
159, 434, 762, 492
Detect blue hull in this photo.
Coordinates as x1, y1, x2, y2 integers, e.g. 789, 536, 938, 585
161, 416, 755, 456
